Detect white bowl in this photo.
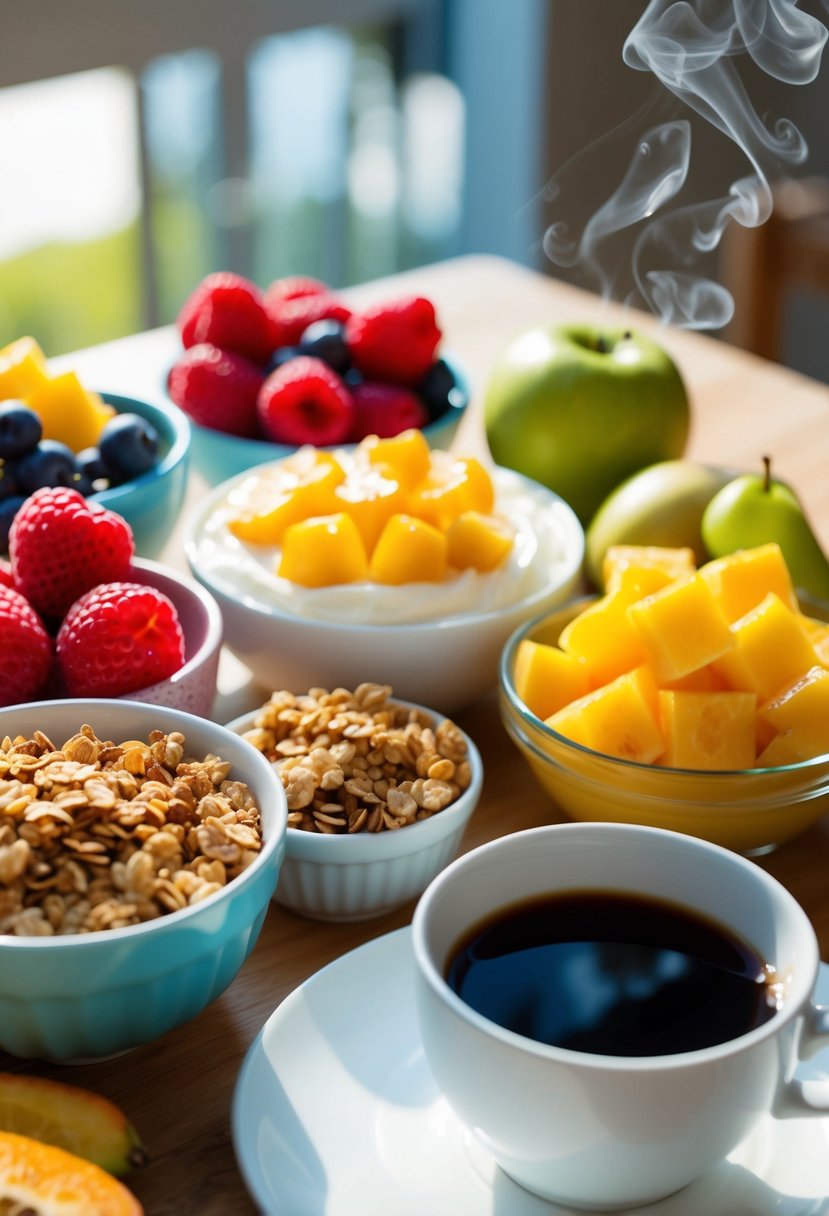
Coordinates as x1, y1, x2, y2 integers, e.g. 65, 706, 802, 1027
226, 700, 483, 922
184, 466, 584, 714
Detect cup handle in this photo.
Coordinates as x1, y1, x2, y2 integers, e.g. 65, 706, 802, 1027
774, 1001, 829, 1117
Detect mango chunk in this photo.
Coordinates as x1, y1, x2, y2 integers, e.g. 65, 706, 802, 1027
408, 454, 495, 530
559, 587, 650, 687
278, 513, 368, 587
360, 428, 431, 489
26, 371, 115, 452
658, 690, 757, 770
712, 592, 819, 702
513, 640, 591, 721
627, 573, 734, 683
446, 511, 513, 572
227, 451, 345, 544
700, 542, 798, 623
369, 514, 448, 584
758, 665, 829, 757
331, 466, 405, 553
757, 729, 828, 766
603, 545, 696, 594
0, 336, 49, 399
546, 666, 664, 764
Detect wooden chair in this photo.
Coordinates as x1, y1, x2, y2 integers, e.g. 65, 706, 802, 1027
722, 176, 829, 362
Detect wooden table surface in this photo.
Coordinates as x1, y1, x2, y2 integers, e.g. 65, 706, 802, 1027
7, 254, 829, 1214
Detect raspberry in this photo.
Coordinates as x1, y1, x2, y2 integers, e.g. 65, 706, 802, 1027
264, 275, 330, 306
267, 294, 352, 349
57, 582, 186, 697
349, 382, 430, 441
177, 271, 273, 365
0, 557, 13, 589
167, 344, 264, 437
257, 357, 355, 446
346, 296, 441, 384
9, 487, 134, 620
0, 585, 52, 707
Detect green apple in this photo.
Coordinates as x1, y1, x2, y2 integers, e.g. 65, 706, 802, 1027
483, 324, 690, 524
702, 457, 829, 603
585, 459, 737, 589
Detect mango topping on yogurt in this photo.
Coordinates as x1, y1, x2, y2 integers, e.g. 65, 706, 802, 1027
226, 430, 514, 588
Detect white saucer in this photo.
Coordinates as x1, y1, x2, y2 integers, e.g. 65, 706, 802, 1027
232, 928, 829, 1216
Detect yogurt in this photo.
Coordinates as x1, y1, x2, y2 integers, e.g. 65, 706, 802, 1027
190, 465, 582, 626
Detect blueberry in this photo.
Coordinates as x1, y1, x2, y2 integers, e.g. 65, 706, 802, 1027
264, 346, 301, 375
15, 440, 78, 493
343, 367, 364, 390
298, 320, 351, 375
0, 495, 25, 552
98, 413, 160, 482
75, 446, 110, 490
0, 461, 20, 500
0, 402, 42, 459
417, 358, 465, 421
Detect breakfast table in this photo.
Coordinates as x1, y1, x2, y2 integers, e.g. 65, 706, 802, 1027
6, 253, 829, 1214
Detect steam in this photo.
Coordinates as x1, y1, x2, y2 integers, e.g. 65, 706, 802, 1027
542, 0, 829, 329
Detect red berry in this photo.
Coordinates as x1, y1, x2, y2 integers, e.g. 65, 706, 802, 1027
267, 294, 352, 349
349, 382, 429, 441
9, 487, 134, 620
0, 558, 13, 589
57, 582, 186, 697
346, 296, 442, 384
264, 276, 331, 306
257, 357, 354, 446
178, 271, 273, 364
0, 585, 52, 706
167, 344, 264, 438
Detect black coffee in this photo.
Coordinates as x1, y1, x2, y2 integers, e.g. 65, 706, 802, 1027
445, 891, 778, 1056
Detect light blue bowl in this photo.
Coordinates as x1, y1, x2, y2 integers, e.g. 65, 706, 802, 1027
93, 392, 191, 558
180, 354, 470, 487
0, 700, 287, 1062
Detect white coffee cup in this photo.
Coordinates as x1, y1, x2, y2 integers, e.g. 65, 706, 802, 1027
411, 822, 829, 1210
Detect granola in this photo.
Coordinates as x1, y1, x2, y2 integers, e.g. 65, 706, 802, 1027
242, 683, 472, 834
0, 726, 263, 937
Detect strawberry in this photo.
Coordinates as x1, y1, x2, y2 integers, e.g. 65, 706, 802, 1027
257, 356, 355, 446
267, 293, 352, 349
167, 344, 264, 437
177, 271, 273, 365
346, 296, 441, 384
9, 487, 134, 621
0, 585, 53, 706
349, 382, 429, 441
57, 582, 186, 697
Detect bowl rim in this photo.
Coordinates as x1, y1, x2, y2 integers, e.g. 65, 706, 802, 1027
92, 391, 191, 511
225, 695, 484, 857
124, 556, 223, 697
500, 597, 829, 781
168, 350, 470, 454
0, 699, 288, 948
183, 466, 585, 635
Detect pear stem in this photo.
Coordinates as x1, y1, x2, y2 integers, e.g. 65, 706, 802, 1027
762, 454, 772, 492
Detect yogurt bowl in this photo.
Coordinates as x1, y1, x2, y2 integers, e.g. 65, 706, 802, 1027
184, 449, 584, 713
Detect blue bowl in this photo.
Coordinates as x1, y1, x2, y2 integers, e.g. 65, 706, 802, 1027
0, 700, 287, 1061
180, 355, 470, 487
94, 392, 191, 557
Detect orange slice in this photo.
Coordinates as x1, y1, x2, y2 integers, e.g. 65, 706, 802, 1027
0, 1131, 143, 1215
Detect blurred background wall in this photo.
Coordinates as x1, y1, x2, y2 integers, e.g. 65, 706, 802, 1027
0, 0, 827, 383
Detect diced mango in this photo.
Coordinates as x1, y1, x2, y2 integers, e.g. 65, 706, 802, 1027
0, 336, 49, 399
558, 587, 650, 687
408, 454, 495, 530
603, 545, 696, 593
513, 640, 591, 721
546, 666, 664, 764
226, 451, 345, 544
661, 664, 728, 692
658, 690, 757, 770
26, 371, 115, 452
446, 511, 514, 572
627, 574, 734, 683
330, 465, 406, 553
360, 428, 431, 489
278, 513, 368, 587
757, 729, 828, 766
758, 665, 829, 758
712, 593, 819, 702
699, 543, 798, 623
369, 514, 448, 584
